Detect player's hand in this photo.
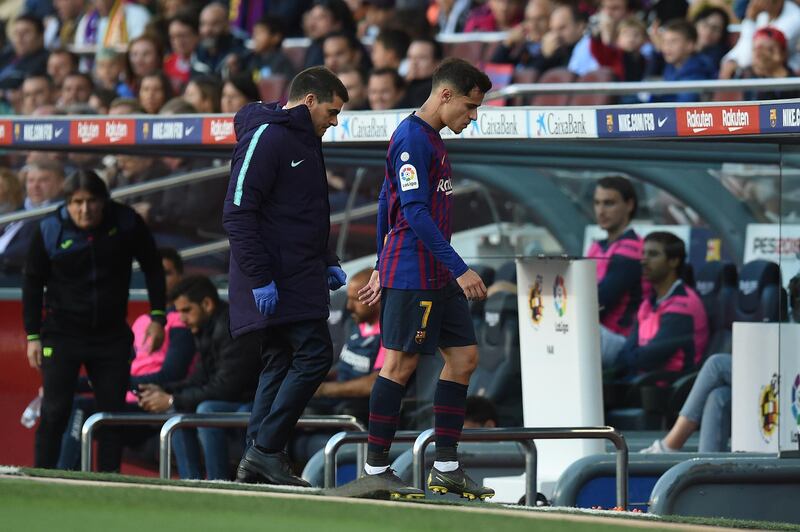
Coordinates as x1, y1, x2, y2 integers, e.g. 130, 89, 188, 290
144, 320, 165, 353
456, 269, 487, 301
327, 266, 347, 291
253, 282, 279, 316
27, 340, 42, 369
358, 270, 381, 306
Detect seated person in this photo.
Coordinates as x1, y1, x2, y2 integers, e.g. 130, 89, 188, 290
588, 176, 643, 336
56, 247, 195, 470
603, 232, 709, 378
641, 353, 731, 453
590, 16, 648, 82
735, 27, 800, 101
138, 275, 262, 480
651, 19, 716, 103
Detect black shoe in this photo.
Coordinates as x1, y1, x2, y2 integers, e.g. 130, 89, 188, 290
235, 447, 310, 487
361, 468, 425, 500
427, 466, 495, 501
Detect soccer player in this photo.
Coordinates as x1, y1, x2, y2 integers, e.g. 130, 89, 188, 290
357, 58, 494, 501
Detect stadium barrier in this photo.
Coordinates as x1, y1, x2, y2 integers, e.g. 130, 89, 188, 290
80, 411, 365, 475
158, 413, 365, 479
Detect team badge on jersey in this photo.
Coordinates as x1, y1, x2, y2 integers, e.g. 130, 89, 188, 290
415, 329, 426, 344
399, 163, 419, 191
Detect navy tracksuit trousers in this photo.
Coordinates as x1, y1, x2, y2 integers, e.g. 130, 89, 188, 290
246, 319, 333, 451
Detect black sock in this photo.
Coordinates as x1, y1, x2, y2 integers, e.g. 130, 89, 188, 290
366, 376, 405, 467
434, 379, 468, 462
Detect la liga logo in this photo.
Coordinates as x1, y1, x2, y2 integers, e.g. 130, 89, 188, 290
553, 275, 567, 318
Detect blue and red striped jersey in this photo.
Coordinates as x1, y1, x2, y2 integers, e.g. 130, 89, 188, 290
378, 114, 465, 290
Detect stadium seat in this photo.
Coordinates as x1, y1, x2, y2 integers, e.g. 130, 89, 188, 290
494, 261, 517, 284
442, 41, 485, 65
509, 68, 539, 106
569, 68, 617, 106
258, 76, 289, 103
328, 288, 350, 364
469, 290, 522, 425
531, 68, 575, 106
695, 261, 737, 356
735, 260, 785, 322
282, 45, 307, 72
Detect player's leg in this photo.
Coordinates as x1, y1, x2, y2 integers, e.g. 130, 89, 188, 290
427, 282, 494, 500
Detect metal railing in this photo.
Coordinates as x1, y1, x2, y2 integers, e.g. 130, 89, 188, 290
411, 426, 629, 509
158, 414, 365, 479
81, 412, 174, 472
485, 78, 800, 101
0, 164, 229, 226
323, 430, 423, 489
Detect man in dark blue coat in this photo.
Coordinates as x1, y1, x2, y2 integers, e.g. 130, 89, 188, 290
223, 66, 349, 486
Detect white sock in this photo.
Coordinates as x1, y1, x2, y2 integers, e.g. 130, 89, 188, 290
433, 460, 459, 472
661, 439, 679, 452
364, 463, 390, 475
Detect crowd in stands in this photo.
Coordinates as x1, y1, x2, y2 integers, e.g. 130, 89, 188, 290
0, 0, 798, 119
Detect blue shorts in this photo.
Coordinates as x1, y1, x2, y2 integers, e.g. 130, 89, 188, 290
380, 281, 477, 355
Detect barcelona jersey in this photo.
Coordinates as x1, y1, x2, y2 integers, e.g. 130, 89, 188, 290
378, 114, 459, 290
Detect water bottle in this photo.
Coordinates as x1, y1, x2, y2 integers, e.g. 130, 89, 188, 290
20, 395, 42, 429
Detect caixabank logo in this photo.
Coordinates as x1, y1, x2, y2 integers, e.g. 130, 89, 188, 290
335, 113, 393, 142
597, 108, 676, 138
677, 105, 759, 136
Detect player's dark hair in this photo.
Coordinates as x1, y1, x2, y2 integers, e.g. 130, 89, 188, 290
596, 176, 638, 219
159, 247, 184, 274
432, 58, 492, 96
465, 396, 498, 425
644, 231, 691, 283
662, 18, 697, 42
63, 170, 110, 202
14, 14, 44, 35
288, 66, 349, 103
375, 29, 411, 59
370, 67, 405, 90
169, 275, 220, 305
411, 37, 444, 61
255, 14, 286, 45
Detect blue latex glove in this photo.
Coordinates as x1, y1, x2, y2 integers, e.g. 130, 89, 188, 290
252, 281, 278, 316
327, 266, 347, 291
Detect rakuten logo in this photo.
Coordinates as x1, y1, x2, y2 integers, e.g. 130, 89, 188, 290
77, 122, 100, 143
686, 110, 713, 132
105, 121, 128, 142
210, 119, 234, 141
721, 109, 750, 132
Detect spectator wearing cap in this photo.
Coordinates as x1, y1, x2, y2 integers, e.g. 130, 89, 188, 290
721, 0, 800, 78
0, 15, 49, 89
244, 15, 296, 82
735, 26, 800, 100
427, 0, 472, 34
221, 73, 260, 114
465, 0, 525, 32
164, 13, 200, 94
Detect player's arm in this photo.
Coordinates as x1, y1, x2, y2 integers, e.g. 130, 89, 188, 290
375, 179, 389, 269
597, 255, 641, 318
222, 126, 279, 288
618, 313, 695, 371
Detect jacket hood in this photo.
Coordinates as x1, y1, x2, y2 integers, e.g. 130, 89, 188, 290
234, 101, 315, 140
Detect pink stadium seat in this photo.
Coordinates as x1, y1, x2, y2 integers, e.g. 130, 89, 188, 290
530, 68, 575, 106
283, 46, 307, 72
483, 63, 514, 106
569, 67, 617, 106
508, 67, 539, 106
443, 41, 485, 64
258, 76, 289, 102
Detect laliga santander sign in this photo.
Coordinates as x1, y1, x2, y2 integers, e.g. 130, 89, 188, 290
70, 119, 135, 145
677, 105, 760, 136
